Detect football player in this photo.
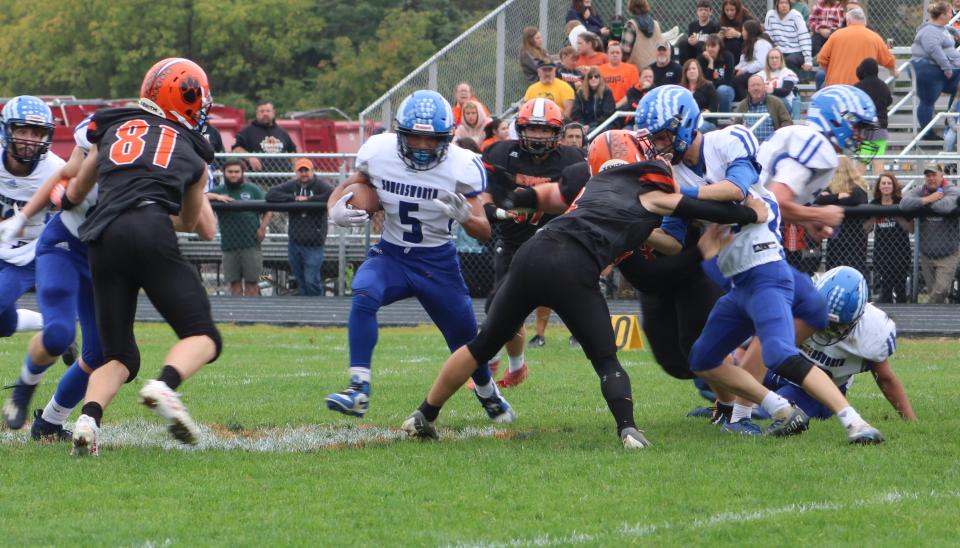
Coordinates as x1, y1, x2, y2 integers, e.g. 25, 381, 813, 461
62, 58, 219, 456
480, 98, 585, 386
323, 90, 513, 423
1, 116, 105, 440
402, 130, 770, 448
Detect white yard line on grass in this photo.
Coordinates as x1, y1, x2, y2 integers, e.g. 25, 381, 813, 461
0, 418, 506, 453
450, 489, 960, 547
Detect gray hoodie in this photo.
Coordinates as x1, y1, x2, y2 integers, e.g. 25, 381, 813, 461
911, 22, 960, 71
900, 180, 960, 258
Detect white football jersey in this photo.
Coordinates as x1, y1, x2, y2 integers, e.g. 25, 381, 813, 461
758, 124, 838, 206
356, 133, 486, 248
60, 115, 99, 239
673, 125, 759, 192
716, 185, 784, 278
799, 304, 896, 387
0, 151, 65, 265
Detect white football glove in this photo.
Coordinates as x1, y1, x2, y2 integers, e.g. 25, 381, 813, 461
0, 210, 27, 243
433, 191, 472, 224
329, 192, 370, 227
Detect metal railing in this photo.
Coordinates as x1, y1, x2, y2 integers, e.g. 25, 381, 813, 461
586, 111, 772, 141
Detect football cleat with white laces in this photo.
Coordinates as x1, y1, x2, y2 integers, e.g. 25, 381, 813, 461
71, 414, 99, 457
401, 410, 438, 440
620, 427, 652, 449
139, 380, 200, 445
325, 376, 371, 417
847, 420, 885, 445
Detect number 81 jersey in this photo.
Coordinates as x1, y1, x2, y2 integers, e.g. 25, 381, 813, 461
355, 133, 486, 248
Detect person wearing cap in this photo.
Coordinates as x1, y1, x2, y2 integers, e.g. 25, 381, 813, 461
900, 162, 960, 303
207, 160, 273, 296
265, 158, 336, 296
649, 40, 682, 87
523, 59, 575, 118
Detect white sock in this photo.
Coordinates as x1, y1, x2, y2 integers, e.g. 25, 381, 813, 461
508, 354, 525, 373
474, 380, 496, 398
836, 406, 863, 429
760, 392, 791, 416
348, 367, 371, 384
41, 398, 73, 426
15, 309, 43, 332
731, 403, 753, 423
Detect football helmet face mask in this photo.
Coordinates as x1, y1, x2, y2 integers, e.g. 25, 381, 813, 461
516, 98, 564, 156
807, 85, 879, 161
0, 96, 55, 172
394, 90, 455, 171
634, 85, 701, 165
811, 266, 868, 346
139, 58, 212, 133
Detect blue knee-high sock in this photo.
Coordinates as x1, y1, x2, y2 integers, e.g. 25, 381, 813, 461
53, 361, 90, 409
20, 354, 53, 386
347, 294, 379, 370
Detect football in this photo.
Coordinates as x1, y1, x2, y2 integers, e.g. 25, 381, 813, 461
344, 182, 381, 214
48, 177, 70, 209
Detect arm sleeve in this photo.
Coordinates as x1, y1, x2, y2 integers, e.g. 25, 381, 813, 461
814, 192, 838, 205
265, 181, 296, 202
772, 79, 795, 98
724, 158, 760, 195
704, 84, 719, 112
898, 188, 925, 211
308, 180, 336, 202
660, 216, 688, 243
930, 186, 960, 214
232, 128, 252, 151
672, 195, 759, 224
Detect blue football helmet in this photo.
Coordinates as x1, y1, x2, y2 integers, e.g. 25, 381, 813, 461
1, 96, 55, 173
394, 90, 455, 171
807, 85, 878, 159
812, 266, 868, 346
634, 85, 701, 164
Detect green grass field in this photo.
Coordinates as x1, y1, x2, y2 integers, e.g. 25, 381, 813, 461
1, 323, 958, 546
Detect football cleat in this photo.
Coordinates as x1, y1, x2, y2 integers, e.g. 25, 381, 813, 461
62, 341, 79, 366
496, 363, 528, 389
475, 388, 515, 423
847, 421, 885, 445
401, 410, 438, 440
30, 409, 72, 442
3, 381, 38, 430
720, 418, 763, 436
139, 380, 201, 445
765, 405, 810, 437
528, 334, 546, 347
71, 414, 99, 457
620, 427, 652, 449
325, 376, 370, 417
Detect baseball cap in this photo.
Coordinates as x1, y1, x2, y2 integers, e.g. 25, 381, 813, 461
923, 161, 943, 174
656, 40, 670, 51
294, 158, 314, 172
536, 59, 556, 70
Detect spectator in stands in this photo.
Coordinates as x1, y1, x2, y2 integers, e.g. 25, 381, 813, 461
816, 156, 869, 276
792, 0, 811, 23
900, 162, 960, 303
733, 20, 774, 100
206, 160, 272, 297
783, 223, 821, 275
454, 101, 489, 144
566, 0, 609, 41
618, 66, 656, 127
944, 91, 960, 153
699, 34, 737, 112
818, 8, 897, 88
763, 48, 801, 118
765, 0, 813, 74
911, 1, 960, 140
557, 46, 584, 91
735, 74, 792, 141
809, 0, 845, 58
650, 40, 682, 87
575, 32, 608, 74
265, 159, 335, 297
572, 67, 616, 132
524, 60, 576, 118
452, 82, 489, 126
863, 173, 913, 303
599, 42, 640, 107
562, 123, 588, 157
520, 27, 552, 84
621, 0, 673, 72
566, 20, 588, 48
480, 117, 510, 152
855, 57, 893, 173
680, 59, 719, 130
679, 0, 720, 63
719, 0, 755, 62
232, 100, 296, 172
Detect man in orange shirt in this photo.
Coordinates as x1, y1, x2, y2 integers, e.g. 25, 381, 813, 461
816, 8, 897, 87
599, 42, 641, 107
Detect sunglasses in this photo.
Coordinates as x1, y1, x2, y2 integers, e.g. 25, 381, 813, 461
589, 75, 601, 80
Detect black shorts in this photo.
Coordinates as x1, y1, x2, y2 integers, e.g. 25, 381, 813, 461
468, 231, 617, 368
87, 204, 219, 380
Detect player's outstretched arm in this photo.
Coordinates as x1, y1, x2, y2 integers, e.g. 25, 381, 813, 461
871, 360, 918, 422
769, 181, 844, 227
461, 195, 492, 241
641, 191, 768, 225
63, 144, 100, 208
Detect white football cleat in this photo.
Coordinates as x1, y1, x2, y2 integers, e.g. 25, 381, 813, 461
620, 427, 652, 449
847, 420, 885, 445
139, 380, 200, 445
71, 414, 100, 457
